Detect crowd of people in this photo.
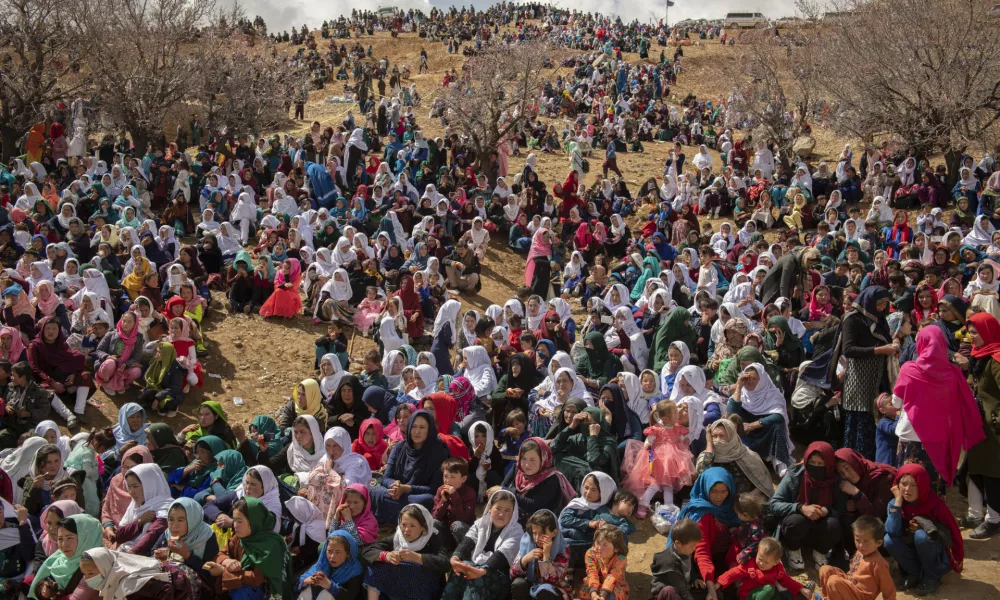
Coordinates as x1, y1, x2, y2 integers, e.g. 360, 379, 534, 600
0, 2, 996, 600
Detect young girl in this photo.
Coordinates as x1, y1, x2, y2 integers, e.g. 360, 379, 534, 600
168, 317, 202, 391
696, 246, 718, 299
583, 525, 629, 600
509, 509, 572, 600
621, 400, 696, 518
260, 258, 303, 318
139, 341, 186, 417
363, 503, 450, 599
352, 418, 387, 471
329, 483, 379, 545
206, 497, 292, 599
443, 490, 523, 600
558, 471, 616, 566
352, 286, 384, 333
561, 251, 586, 296
297, 531, 364, 600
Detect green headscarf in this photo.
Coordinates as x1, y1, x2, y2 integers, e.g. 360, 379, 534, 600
185, 401, 230, 443
250, 415, 282, 457
764, 315, 803, 365
575, 331, 619, 386
650, 307, 697, 372
187, 435, 229, 488
144, 342, 177, 391
29, 514, 102, 598
239, 496, 292, 599
717, 346, 783, 387
233, 250, 254, 272
630, 255, 662, 301
212, 449, 248, 491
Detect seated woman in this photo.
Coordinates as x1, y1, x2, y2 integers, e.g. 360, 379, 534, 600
167, 435, 228, 499
558, 471, 617, 566
768, 441, 847, 571
297, 530, 365, 600
361, 503, 451, 600
695, 420, 774, 499
443, 490, 523, 600
266, 414, 324, 483
33, 500, 82, 575
151, 498, 219, 594
176, 401, 236, 448
549, 404, 618, 490
369, 410, 450, 524
883, 464, 964, 596
497, 438, 575, 526
207, 497, 293, 600
725, 363, 794, 476
137, 341, 186, 418
81, 547, 194, 600
109, 463, 173, 556
27, 316, 95, 424
833, 448, 896, 554
28, 514, 102, 600
203, 466, 285, 535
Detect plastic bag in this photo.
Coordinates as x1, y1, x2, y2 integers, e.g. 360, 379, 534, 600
649, 502, 681, 535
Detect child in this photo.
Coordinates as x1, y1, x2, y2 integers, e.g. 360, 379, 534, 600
731, 492, 766, 566
715, 537, 810, 600
432, 457, 477, 548
353, 418, 388, 471
562, 251, 587, 296
594, 490, 638, 543
205, 497, 290, 599
358, 349, 389, 390
445, 490, 523, 600
621, 400, 695, 519
582, 524, 629, 600
510, 509, 572, 600
697, 246, 718, 299
352, 286, 384, 334
559, 471, 616, 566
138, 341, 186, 417
314, 322, 348, 371
651, 518, 705, 600
167, 317, 202, 391
297, 531, 365, 600
0, 360, 64, 441
819, 516, 895, 600
874, 393, 899, 467
499, 409, 530, 473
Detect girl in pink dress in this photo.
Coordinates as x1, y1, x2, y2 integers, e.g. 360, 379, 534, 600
352, 286, 384, 333
620, 400, 695, 518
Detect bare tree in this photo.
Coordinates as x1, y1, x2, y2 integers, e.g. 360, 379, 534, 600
196, 38, 308, 141
0, 0, 83, 161
75, 0, 216, 153
441, 40, 551, 184
720, 32, 818, 170
804, 0, 1000, 183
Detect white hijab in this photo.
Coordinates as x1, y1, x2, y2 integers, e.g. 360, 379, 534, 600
463, 345, 497, 397
118, 464, 173, 527
324, 427, 372, 487
235, 466, 282, 532
288, 414, 325, 483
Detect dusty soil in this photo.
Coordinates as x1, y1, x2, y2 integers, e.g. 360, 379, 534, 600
75, 27, 1000, 599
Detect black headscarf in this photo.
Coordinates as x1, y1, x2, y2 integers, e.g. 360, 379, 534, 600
600, 383, 632, 441
530, 255, 552, 300
398, 409, 450, 486
507, 353, 540, 392
852, 285, 892, 344
326, 375, 369, 439
361, 385, 398, 426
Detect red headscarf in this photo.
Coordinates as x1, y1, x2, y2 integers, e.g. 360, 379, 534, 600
833, 448, 896, 498
420, 393, 470, 460
893, 326, 985, 486
894, 464, 965, 572
807, 285, 833, 321
352, 418, 388, 471
797, 441, 837, 507
395, 275, 424, 338
534, 310, 569, 351
968, 311, 1000, 362
911, 283, 939, 323
574, 222, 594, 250
513, 437, 576, 503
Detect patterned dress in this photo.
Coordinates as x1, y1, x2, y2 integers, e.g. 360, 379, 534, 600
581, 548, 629, 600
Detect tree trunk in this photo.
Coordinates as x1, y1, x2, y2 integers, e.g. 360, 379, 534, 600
129, 129, 153, 158
0, 126, 21, 165
478, 148, 497, 187
944, 148, 964, 191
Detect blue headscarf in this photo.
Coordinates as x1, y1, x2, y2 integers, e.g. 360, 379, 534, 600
517, 509, 567, 591
112, 402, 147, 449
651, 232, 676, 262
534, 339, 556, 368
297, 530, 362, 590
306, 161, 337, 209
361, 385, 398, 426
669, 467, 739, 544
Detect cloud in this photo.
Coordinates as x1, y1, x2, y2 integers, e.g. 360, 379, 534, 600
237, 0, 800, 33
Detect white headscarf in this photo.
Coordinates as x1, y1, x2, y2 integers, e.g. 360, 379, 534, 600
469, 490, 523, 566
463, 346, 497, 397
235, 466, 282, 532
433, 299, 462, 339
118, 464, 173, 527
34, 420, 71, 461
563, 471, 616, 511
964, 215, 995, 248
393, 503, 435, 551
288, 414, 325, 482
738, 363, 794, 455
324, 427, 372, 487
467, 421, 495, 501
319, 354, 348, 400
83, 548, 169, 600
0, 437, 46, 504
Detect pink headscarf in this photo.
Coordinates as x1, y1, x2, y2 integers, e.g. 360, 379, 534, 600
40, 500, 82, 555
893, 326, 985, 485
274, 258, 301, 287
523, 227, 552, 287
115, 314, 140, 364
448, 376, 476, 419
343, 483, 378, 544
33, 280, 59, 317
0, 326, 25, 362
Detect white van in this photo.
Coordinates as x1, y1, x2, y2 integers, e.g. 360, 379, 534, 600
724, 12, 767, 28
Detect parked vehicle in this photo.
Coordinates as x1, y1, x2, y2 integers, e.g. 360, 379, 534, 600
724, 12, 768, 28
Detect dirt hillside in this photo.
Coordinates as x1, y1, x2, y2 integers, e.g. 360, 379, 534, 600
77, 26, 1000, 599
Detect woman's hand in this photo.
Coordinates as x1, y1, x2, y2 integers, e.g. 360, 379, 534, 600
183, 459, 206, 476
465, 566, 487, 580
203, 561, 224, 577
103, 526, 117, 545
215, 514, 234, 529
338, 413, 356, 427
223, 558, 242, 573
138, 512, 156, 525
890, 484, 903, 506
311, 572, 332, 589
839, 481, 859, 497
168, 537, 191, 560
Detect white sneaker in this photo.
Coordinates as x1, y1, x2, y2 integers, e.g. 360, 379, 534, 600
786, 549, 805, 570
773, 459, 788, 478
104, 389, 116, 396
812, 549, 828, 568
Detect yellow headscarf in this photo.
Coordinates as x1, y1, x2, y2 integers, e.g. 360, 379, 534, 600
293, 378, 327, 425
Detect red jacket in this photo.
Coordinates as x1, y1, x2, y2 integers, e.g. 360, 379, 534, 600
693, 514, 732, 582
431, 484, 477, 527
717, 558, 804, 600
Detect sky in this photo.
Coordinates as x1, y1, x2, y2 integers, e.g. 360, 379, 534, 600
239, 0, 801, 33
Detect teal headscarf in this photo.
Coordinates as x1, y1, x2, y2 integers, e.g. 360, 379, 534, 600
212, 449, 248, 491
